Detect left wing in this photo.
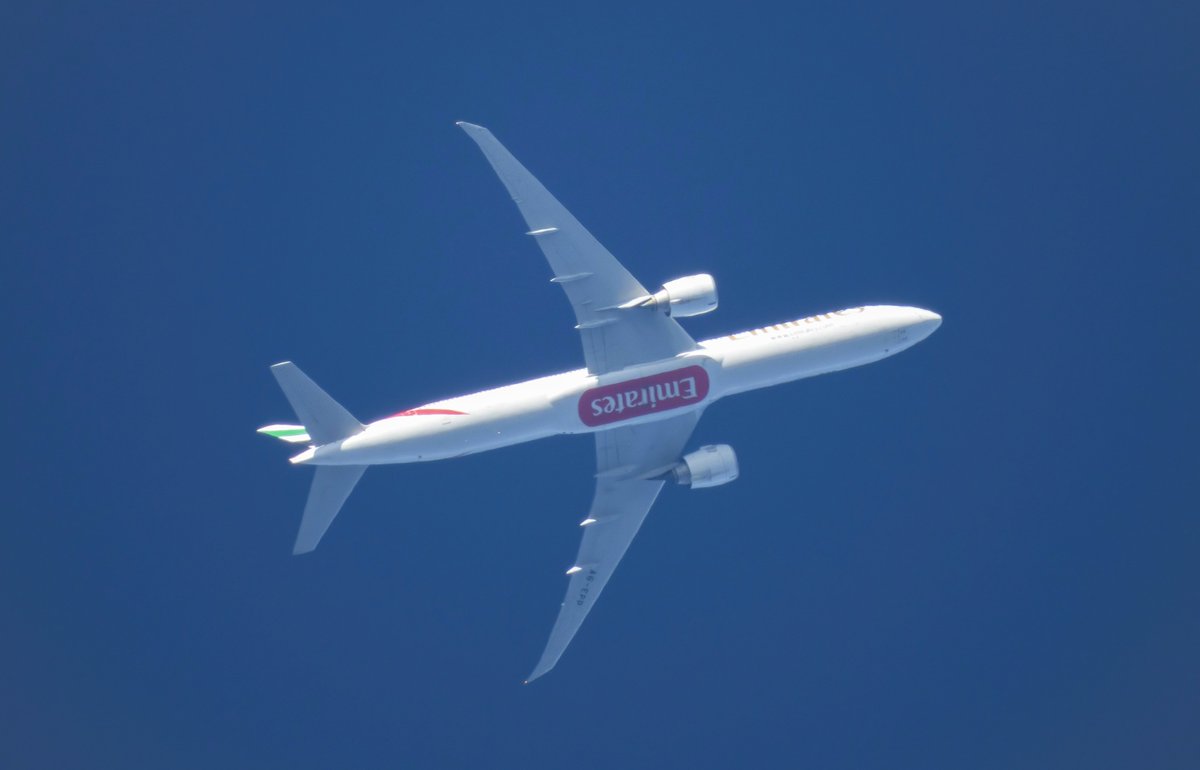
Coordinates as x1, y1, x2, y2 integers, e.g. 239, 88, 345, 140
458, 122, 697, 374
525, 410, 702, 682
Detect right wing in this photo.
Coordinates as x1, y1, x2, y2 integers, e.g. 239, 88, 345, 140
458, 122, 697, 374
525, 409, 702, 682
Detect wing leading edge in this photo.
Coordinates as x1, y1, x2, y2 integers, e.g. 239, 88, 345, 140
526, 410, 702, 682
457, 122, 697, 374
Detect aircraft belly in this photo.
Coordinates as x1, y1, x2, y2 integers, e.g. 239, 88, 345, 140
342, 408, 566, 464
714, 330, 900, 397
306, 321, 921, 466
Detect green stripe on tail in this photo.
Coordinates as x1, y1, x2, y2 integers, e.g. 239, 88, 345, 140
257, 424, 312, 443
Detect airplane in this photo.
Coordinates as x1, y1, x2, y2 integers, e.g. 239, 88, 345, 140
259, 122, 942, 682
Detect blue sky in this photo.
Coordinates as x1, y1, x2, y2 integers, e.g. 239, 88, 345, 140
3, 2, 1197, 768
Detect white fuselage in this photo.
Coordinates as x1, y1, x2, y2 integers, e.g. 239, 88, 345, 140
294, 305, 941, 466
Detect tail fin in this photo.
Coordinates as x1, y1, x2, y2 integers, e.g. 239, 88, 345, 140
293, 465, 367, 554
269, 361, 363, 445
257, 424, 311, 443
266, 361, 367, 554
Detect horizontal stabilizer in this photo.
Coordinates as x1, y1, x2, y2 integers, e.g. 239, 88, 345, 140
257, 424, 311, 443
270, 362, 363, 445
294, 464, 367, 554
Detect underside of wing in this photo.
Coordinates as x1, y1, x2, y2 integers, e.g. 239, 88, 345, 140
458, 122, 697, 374
525, 410, 702, 682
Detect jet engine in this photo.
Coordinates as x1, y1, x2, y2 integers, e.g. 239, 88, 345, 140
669, 444, 739, 489
621, 273, 718, 317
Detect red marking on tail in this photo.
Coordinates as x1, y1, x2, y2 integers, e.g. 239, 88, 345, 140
391, 408, 468, 418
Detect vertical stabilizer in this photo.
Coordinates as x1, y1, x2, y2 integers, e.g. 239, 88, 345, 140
294, 465, 367, 554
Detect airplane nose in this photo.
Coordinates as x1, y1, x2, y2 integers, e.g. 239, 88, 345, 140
911, 308, 942, 338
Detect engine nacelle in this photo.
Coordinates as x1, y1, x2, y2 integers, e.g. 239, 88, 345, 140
642, 274, 718, 317
670, 444, 739, 489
